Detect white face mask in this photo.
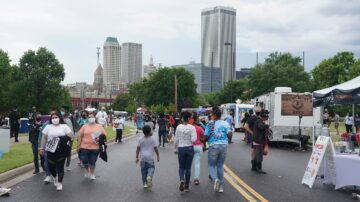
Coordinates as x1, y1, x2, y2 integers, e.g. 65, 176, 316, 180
52, 118, 60, 125
89, 118, 96, 124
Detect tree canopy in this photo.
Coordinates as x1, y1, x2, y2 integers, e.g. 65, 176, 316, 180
247, 52, 312, 97
312, 51, 356, 90
0, 47, 71, 115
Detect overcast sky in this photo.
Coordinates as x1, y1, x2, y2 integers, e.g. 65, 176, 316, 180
1, 0, 359, 84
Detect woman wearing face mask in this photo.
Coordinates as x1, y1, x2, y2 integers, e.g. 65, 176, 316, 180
39, 112, 73, 191
77, 113, 106, 180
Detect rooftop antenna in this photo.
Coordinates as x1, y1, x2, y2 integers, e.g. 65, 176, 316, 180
96, 47, 100, 66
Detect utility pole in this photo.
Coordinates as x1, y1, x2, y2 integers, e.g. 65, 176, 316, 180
174, 75, 178, 112
224, 42, 233, 103
256, 52, 259, 66
210, 51, 214, 92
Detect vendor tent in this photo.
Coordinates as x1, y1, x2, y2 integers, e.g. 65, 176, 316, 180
313, 76, 360, 107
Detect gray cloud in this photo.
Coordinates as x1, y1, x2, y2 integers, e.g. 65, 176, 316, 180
0, 0, 359, 84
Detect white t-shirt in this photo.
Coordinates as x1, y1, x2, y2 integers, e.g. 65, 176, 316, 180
96, 111, 108, 125
174, 124, 197, 148
42, 124, 72, 140
114, 118, 125, 130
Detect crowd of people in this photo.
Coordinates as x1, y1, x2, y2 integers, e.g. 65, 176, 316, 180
1, 104, 272, 196
134, 106, 271, 193
3, 105, 113, 192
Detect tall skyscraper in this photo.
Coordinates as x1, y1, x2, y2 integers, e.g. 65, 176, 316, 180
201, 6, 236, 86
103, 37, 121, 91
121, 42, 142, 84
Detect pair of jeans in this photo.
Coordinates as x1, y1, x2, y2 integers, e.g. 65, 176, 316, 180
158, 130, 167, 146
193, 145, 203, 180
40, 151, 51, 176
208, 144, 227, 189
345, 124, 353, 133
116, 129, 123, 142
79, 149, 100, 169
140, 161, 155, 184
31, 141, 39, 171
254, 144, 264, 163
178, 146, 194, 186
46, 151, 67, 182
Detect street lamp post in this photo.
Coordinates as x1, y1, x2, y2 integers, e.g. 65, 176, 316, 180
224, 42, 233, 103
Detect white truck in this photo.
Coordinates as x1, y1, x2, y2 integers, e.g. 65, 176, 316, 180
255, 87, 321, 145
221, 103, 255, 132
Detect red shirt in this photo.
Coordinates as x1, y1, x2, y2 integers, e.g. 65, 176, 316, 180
194, 125, 204, 146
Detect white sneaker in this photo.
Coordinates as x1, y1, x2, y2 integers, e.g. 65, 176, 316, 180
56, 183, 63, 191
146, 176, 152, 187
214, 179, 220, 192
44, 176, 52, 184
84, 172, 89, 179
219, 188, 224, 193
0, 187, 11, 196
53, 177, 59, 187
90, 174, 96, 180
66, 167, 71, 171
143, 183, 149, 188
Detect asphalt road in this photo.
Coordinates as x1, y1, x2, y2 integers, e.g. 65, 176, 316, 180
1, 129, 358, 202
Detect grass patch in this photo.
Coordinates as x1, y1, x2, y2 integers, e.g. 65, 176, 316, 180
0, 125, 134, 174
0, 142, 33, 174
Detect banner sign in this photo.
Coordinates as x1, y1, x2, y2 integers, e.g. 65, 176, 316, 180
281, 94, 313, 116
302, 136, 330, 188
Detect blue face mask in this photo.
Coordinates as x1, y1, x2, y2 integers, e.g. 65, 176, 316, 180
60, 111, 65, 116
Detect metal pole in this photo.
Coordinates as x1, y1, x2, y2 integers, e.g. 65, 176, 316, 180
256, 52, 258, 66
174, 75, 178, 112
353, 104, 355, 129
211, 51, 213, 92
230, 43, 233, 103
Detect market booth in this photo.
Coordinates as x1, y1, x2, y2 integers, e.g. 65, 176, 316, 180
311, 76, 360, 189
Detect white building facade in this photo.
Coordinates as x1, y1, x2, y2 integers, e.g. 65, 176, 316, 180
201, 6, 236, 86
121, 42, 142, 84
103, 37, 122, 91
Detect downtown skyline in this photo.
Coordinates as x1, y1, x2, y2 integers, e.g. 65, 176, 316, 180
1, 0, 359, 84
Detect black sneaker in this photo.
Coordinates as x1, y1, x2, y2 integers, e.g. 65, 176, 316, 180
33, 170, 40, 174
184, 186, 190, 192
179, 181, 185, 192
194, 179, 199, 185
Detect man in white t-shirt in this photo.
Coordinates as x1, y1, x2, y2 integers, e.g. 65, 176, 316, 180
96, 107, 108, 128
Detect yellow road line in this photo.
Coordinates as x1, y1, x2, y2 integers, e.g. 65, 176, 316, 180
224, 164, 269, 202
224, 173, 257, 202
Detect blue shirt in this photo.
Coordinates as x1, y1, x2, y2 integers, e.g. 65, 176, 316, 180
225, 115, 234, 125
204, 120, 230, 146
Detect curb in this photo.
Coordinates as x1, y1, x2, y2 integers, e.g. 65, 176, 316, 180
0, 132, 137, 184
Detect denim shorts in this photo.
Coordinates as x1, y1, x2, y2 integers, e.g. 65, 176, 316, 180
79, 149, 100, 168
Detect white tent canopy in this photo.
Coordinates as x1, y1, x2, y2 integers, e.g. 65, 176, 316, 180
313, 76, 360, 107
314, 76, 360, 96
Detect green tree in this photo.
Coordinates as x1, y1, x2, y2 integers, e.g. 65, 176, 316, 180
113, 93, 132, 111
216, 79, 249, 104
347, 58, 360, 81
312, 52, 356, 90
12, 47, 71, 113
140, 67, 197, 108
0, 50, 13, 113
248, 52, 311, 97
125, 103, 137, 113
128, 79, 147, 106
